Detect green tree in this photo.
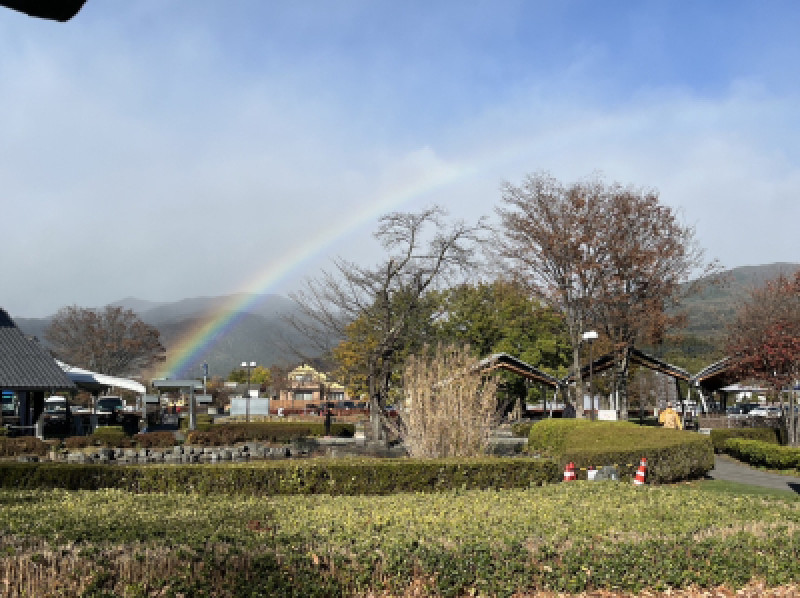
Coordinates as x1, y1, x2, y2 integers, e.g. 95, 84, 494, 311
432, 279, 570, 376
227, 369, 247, 383
250, 365, 272, 386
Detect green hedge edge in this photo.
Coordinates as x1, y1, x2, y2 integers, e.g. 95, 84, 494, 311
0, 457, 560, 495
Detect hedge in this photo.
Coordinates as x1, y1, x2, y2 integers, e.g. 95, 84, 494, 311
710, 427, 781, 453
0, 436, 54, 457
529, 419, 714, 484
0, 457, 560, 495
723, 438, 800, 471
186, 421, 354, 446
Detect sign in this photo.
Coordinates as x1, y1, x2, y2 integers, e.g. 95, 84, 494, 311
596, 409, 618, 421
143, 394, 160, 404
195, 394, 213, 404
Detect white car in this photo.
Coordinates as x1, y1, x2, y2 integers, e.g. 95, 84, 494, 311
748, 406, 782, 418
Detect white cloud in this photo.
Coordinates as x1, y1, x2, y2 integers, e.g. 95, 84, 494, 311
2, 3, 799, 318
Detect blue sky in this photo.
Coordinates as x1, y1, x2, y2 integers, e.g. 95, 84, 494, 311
2, 1, 800, 317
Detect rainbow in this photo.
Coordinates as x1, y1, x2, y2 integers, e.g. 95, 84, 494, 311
157, 159, 471, 378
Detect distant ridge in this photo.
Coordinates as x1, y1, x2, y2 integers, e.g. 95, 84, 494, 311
15, 293, 316, 379
679, 262, 800, 340
11, 263, 800, 379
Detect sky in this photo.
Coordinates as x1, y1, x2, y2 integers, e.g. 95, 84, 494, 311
3, 1, 800, 318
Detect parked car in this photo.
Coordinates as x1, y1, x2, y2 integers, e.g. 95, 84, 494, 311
43, 396, 71, 431
748, 406, 782, 418
96, 396, 124, 425
727, 403, 760, 418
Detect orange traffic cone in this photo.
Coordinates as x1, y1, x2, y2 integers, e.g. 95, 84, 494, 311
563, 462, 576, 482
633, 457, 647, 485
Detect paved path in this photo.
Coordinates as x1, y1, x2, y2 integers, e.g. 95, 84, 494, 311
707, 454, 800, 494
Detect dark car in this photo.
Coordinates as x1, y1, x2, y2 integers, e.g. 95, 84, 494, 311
43, 396, 71, 432
96, 396, 124, 424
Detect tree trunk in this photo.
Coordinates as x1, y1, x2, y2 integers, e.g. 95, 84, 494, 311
572, 344, 584, 418
615, 346, 630, 420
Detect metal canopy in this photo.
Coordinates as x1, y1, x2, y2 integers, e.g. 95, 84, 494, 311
152, 379, 203, 390
561, 347, 691, 385
58, 361, 146, 394
477, 353, 560, 388
691, 356, 736, 391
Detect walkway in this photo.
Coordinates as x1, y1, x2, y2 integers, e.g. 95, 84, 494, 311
707, 454, 800, 494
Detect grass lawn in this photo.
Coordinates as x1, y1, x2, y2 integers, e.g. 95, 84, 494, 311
2, 480, 800, 596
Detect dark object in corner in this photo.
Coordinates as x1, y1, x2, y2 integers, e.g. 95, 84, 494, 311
1, 0, 87, 21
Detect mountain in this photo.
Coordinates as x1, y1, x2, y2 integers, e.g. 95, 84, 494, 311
10, 263, 800, 380
14, 293, 320, 379
679, 262, 800, 340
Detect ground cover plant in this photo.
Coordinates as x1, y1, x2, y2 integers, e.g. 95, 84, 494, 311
2, 482, 800, 596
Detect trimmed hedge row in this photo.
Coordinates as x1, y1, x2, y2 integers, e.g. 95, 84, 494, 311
0, 436, 54, 457
710, 427, 781, 453
62, 429, 177, 450
0, 457, 560, 495
529, 419, 714, 484
186, 421, 354, 446
723, 438, 800, 471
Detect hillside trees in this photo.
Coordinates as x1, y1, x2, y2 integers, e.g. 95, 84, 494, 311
45, 305, 165, 376
726, 271, 800, 444
496, 172, 712, 417
289, 206, 486, 440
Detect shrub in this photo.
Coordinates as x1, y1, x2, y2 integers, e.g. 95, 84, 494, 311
185, 422, 353, 447
0, 457, 560, 495
710, 427, 780, 453
179, 413, 214, 432
527, 418, 595, 456
64, 436, 92, 450
133, 431, 176, 448
528, 419, 714, 483
0, 436, 50, 457
511, 421, 534, 438
724, 438, 800, 470
403, 345, 497, 458
90, 426, 130, 448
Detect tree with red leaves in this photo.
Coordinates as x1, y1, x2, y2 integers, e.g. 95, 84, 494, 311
726, 271, 800, 444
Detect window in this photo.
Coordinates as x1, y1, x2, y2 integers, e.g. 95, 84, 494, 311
294, 391, 314, 401
329, 392, 344, 402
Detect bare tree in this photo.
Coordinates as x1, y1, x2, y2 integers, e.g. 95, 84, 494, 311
495, 173, 609, 416
497, 172, 713, 418
45, 305, 165, 376
289, 206, 486, 441
593, 185, 711, 418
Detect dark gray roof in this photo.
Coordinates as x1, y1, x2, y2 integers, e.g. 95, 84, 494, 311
561, 346, 691, 385
477, 353, 561, 388
0, 308, 75, 391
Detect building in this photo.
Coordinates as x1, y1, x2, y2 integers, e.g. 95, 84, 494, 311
272, 363, 359, 414
0, 308, 75, 434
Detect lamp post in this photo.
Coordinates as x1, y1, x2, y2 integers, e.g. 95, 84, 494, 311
241, 361, 256, 423
582, 331, 598, 420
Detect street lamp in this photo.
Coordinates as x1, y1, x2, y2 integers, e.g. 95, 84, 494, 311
582, 331, 598, 420
241, 361, 256, 423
